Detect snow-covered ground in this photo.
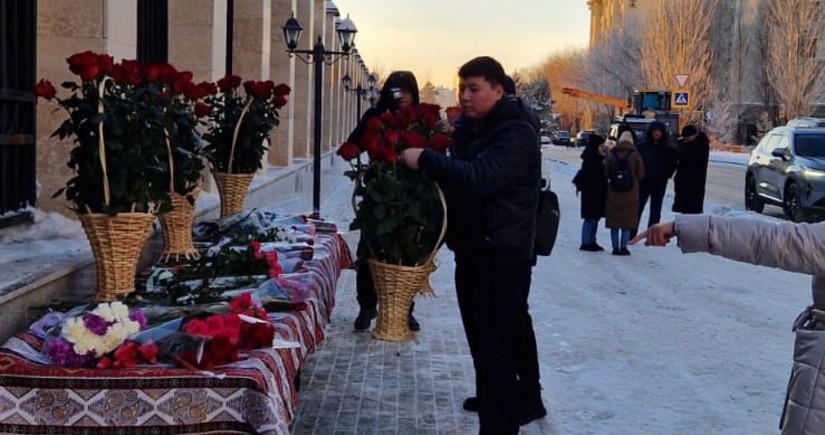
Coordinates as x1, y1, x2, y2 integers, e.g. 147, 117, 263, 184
528, 156, 808, 434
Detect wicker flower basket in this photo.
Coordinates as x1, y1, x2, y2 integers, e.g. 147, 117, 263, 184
158, 190, 200, 263
213, 171, 254, 218
356, 184, 447, 342
79, 212, 155, 302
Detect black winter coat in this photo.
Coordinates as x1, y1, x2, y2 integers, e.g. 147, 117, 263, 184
572, 146, 607, 220
419, 96, 542, 257
672, 133, 710, 214
636, 138, 677, 188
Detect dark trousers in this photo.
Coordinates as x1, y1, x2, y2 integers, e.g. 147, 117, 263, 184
455, 247, 540, 435
637, 181, 668, 231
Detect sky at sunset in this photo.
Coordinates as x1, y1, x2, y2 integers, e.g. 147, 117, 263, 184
333, 0, 591, 88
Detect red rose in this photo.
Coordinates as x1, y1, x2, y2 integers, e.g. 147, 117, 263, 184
380, 146, 398, 165
383, 130, 401, 146
243, 80, 274, 99
379, 112, 394, 125
273, 83, 291, 96
158, 63, 178, 84
422, 111, 441, 129
337, 142, 360, 160
272, 95, 288, 108
419, 103, 441, 117
66, 51, 100, 81
112, 60, 140, 86
182, 318, 210, 336
194, 102, 210, 118
445, 106, 462, 122
141, 64, 160, 82
361, 132, 381, 157
97, 54, 114, 75
366, 117, 383, 132
197, 81, 218, 97
402, 131, 427, 149
33, 79, 56, 100
172, 71, 194, 94
182, 81, 202, 100
430, 133, 452, 152
217, 74, 242, 91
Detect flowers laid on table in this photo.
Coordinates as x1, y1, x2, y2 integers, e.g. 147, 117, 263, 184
338, 103, 450, 266
43, 302, 148, 367
202, 75, 291, 174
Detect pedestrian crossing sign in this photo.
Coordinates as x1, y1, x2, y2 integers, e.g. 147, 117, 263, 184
672, 90, 691, 110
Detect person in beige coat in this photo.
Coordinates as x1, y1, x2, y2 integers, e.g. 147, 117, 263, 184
604, 131, 645, 255
632, 216, 825, 434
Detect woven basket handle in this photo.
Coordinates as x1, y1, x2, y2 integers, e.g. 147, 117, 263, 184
164, 130, 175, 193
227, 99, 254, 174
97, 78, 112, 208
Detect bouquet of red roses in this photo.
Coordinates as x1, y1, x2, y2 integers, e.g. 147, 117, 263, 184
336, 103, 450, 266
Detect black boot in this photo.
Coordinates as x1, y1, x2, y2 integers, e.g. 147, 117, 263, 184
517, 394, 547, 426
354, 308, 377, 331
462, 396, 479, 412
408, 312, 420, 331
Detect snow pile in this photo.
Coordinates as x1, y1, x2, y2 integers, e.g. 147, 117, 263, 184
195, 190, 220, 214
0, 209, 85, 244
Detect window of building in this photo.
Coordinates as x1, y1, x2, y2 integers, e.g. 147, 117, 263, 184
0, 0, 37, 226
137, 0, 169, 64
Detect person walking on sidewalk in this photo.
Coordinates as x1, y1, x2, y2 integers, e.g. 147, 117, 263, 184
346, 71, 422, 332
634, 122, 676, 237
672, 125, 710, 214
398, 56, 546, 434
605, 131, 645, 256
573, 133, 609, 252
630, 216, 825, 434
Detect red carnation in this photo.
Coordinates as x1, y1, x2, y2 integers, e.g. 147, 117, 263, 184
182, 318, 210, 336
217, 74, 242, 91
430, 133, 452, 152
96, 356, 112, 370
33, 79, 56, 100
272, 95, 288, 108
194, 102, 210, 118
337, 142, 360, 160
229, 292, 253, 314
138, 341, 159, 364
273, 83, 291, 96
240, 322, 275, 350
402, 130, 427, 149
141, 64, 160, 82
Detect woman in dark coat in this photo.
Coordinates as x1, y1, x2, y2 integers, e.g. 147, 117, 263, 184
346, 71, 421, 332
672, 125, 710, 214
572, 134, 608, 251
605, 131, 645, 255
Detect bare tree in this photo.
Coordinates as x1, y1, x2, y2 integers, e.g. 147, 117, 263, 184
639, 0, 719, 110
766, 0, 825, 121
538, 49, 590, 132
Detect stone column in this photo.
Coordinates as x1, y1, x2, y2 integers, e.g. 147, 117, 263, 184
292, 0, 312, 160
36, 0, 107, 213
269, 0, 294, 167
232, 0, 270, 80
324, 2, 339, 151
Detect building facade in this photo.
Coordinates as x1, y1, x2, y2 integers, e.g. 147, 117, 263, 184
0, 0, 371, 224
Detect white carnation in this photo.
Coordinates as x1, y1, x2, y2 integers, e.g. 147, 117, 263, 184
109, 302, 130, 323
93, 303, 116, 322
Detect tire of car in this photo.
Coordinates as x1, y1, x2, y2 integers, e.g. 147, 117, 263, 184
745, 174, 765, 214
783, 182, 806, 223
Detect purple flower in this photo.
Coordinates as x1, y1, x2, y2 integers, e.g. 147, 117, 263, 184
44, 337, 93, 367
83, 313, 111, 336
129, 309, 147, 330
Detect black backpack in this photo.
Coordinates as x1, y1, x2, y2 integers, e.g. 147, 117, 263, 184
535, 178, 560, 256
608, 149, 634, 193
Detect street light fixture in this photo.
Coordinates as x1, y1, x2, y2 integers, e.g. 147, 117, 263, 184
282, 13, 356, 218
343, 71, 375, 123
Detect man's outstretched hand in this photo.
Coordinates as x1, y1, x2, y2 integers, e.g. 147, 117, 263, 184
630, 221, 675, 247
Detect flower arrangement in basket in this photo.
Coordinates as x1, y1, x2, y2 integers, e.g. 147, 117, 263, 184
202, 75, 290, 217
34, 52, 206, 301
337, 103, 451, 342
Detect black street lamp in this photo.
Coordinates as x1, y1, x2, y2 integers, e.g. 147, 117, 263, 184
343, 72, 376, 123
282, 13, 356, 218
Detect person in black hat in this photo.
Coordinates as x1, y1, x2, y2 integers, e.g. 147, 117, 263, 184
672, 125, 710, 214
345, 70, 422, 332
572, 133, 608, 251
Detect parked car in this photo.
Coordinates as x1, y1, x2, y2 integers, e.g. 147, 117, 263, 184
786, 117, 825, 128
575, 130, 595, 148
552, 131, 570, 146
745, 126, 825, 222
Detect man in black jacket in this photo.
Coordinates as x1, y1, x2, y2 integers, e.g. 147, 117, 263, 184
634, 122, 677, 237
399, 56, 545, 435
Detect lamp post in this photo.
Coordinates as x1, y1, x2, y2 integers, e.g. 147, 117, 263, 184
343, 72, 376, 123
282, 13, 356, 218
